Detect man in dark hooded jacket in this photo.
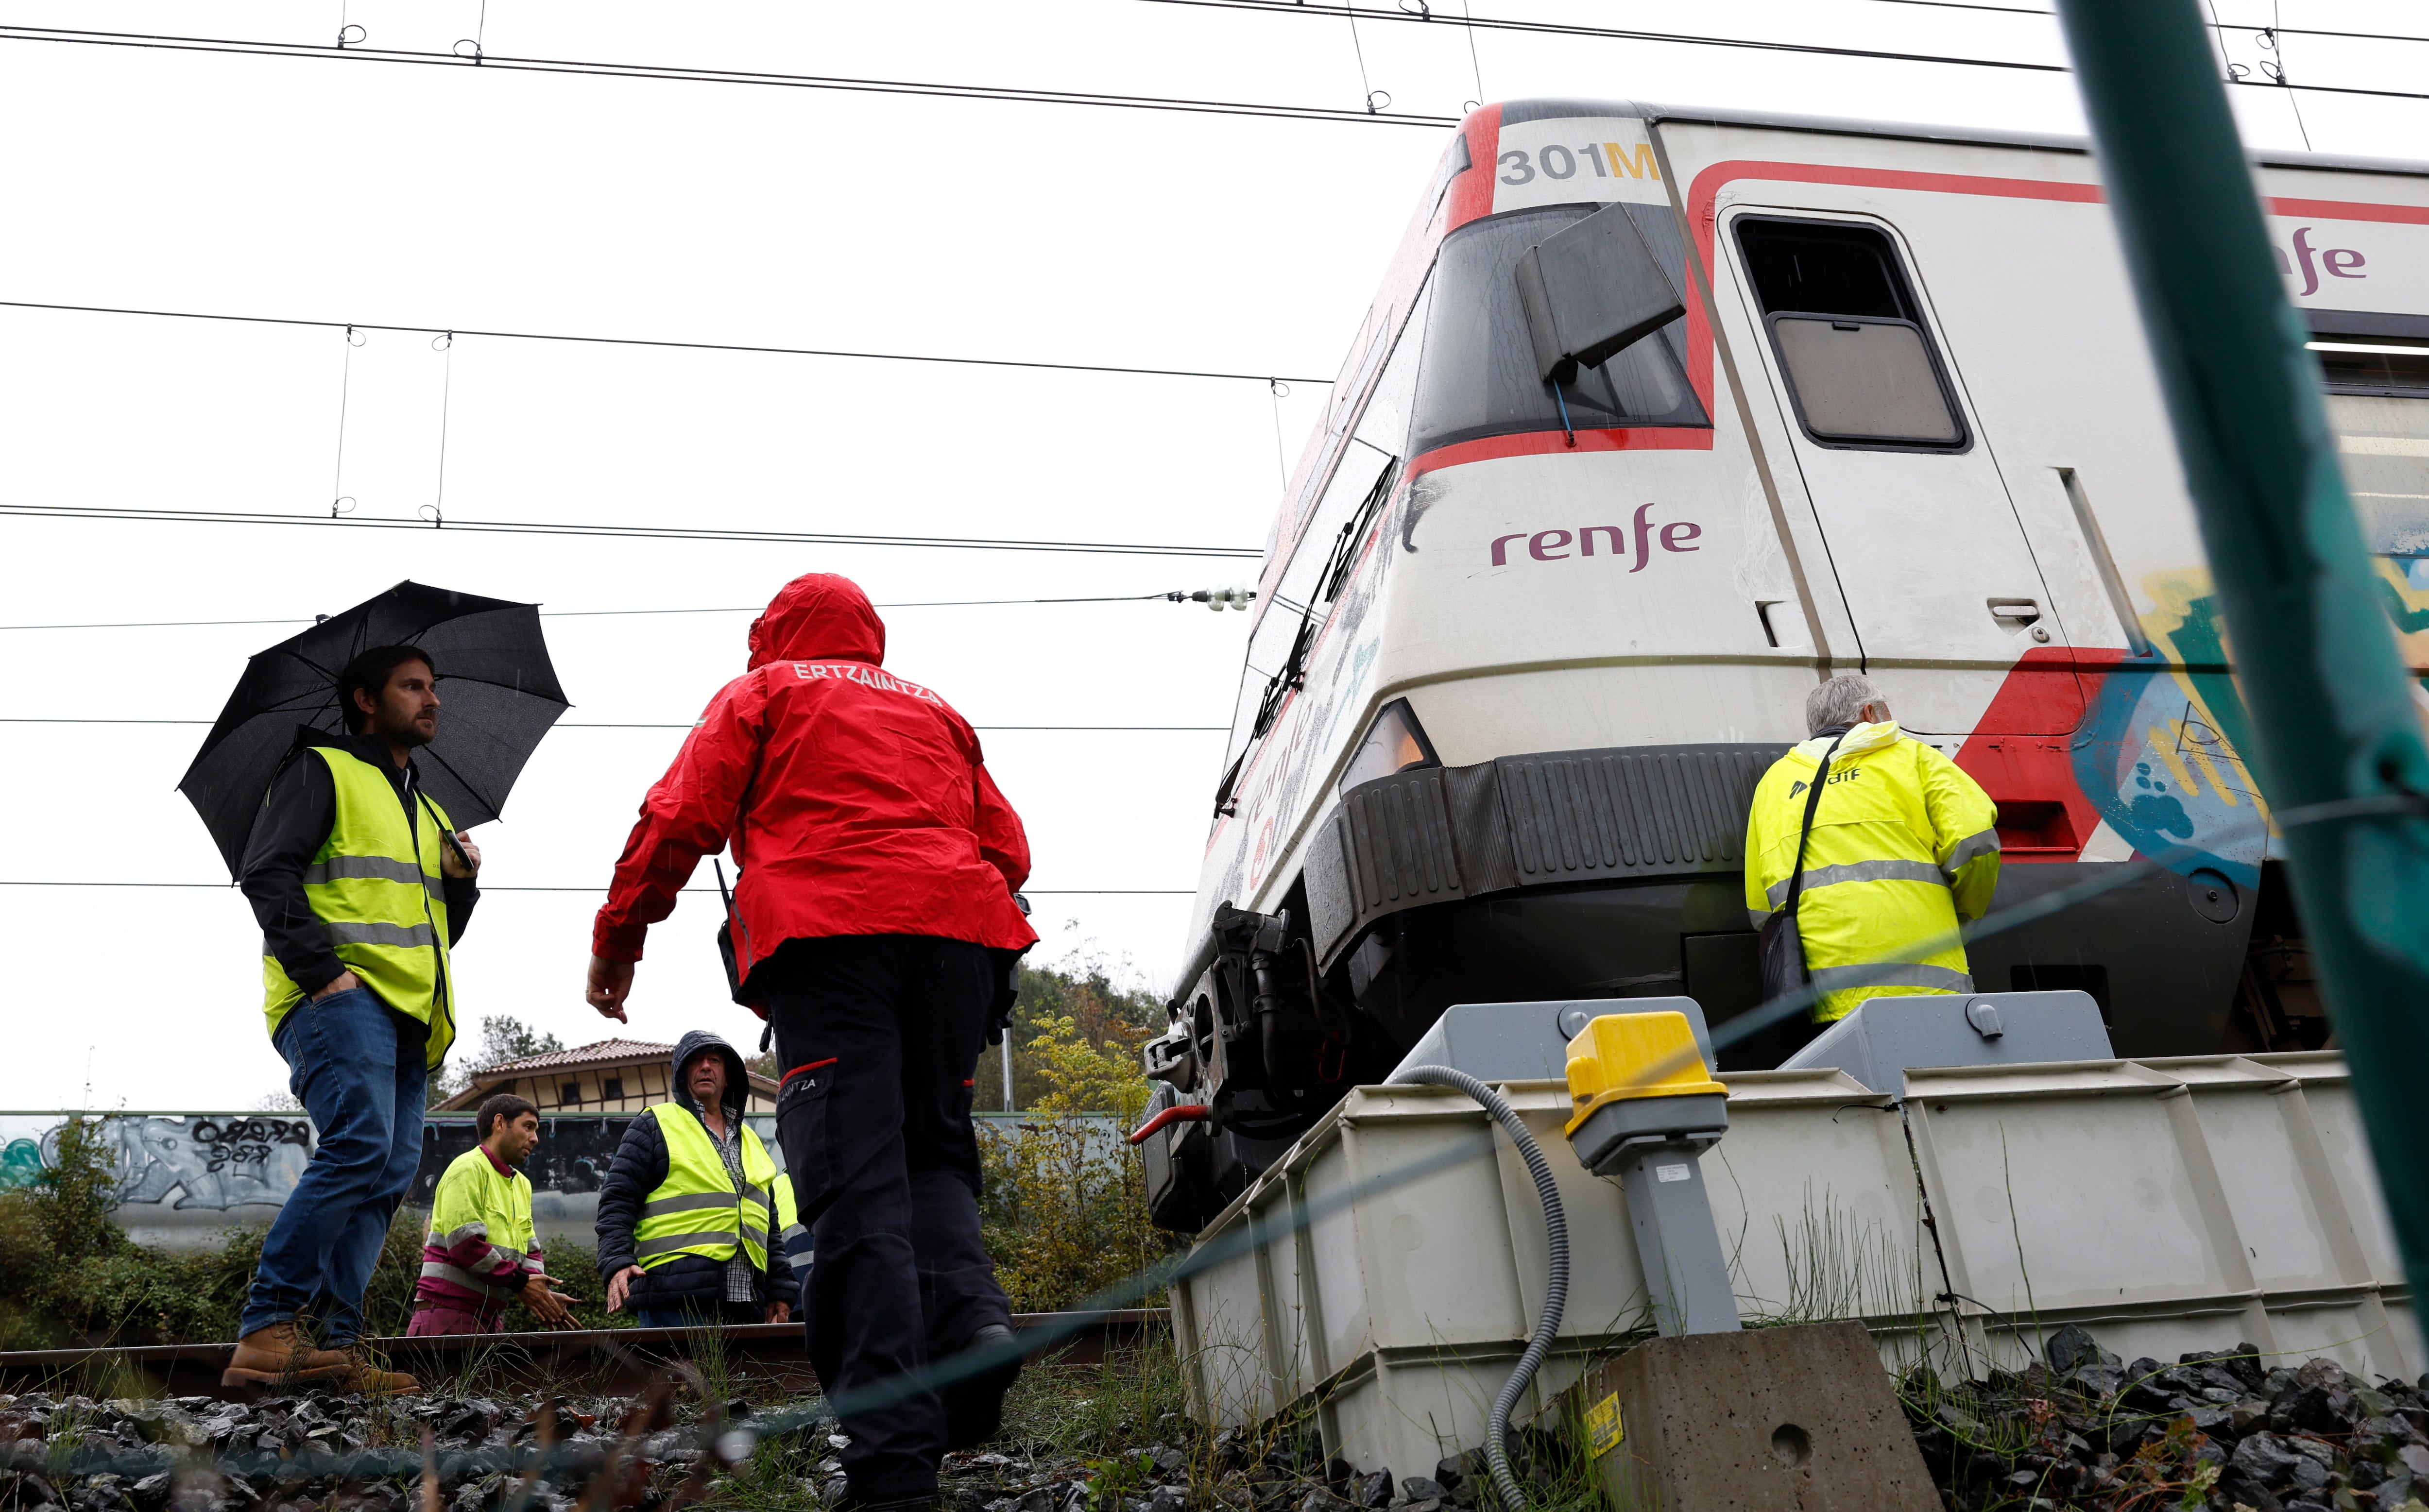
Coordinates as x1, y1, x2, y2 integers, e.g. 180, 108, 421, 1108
584, 573, 1038, 1509
594, 1031, 798, 1327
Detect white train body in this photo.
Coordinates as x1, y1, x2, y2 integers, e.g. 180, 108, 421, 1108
1143, 100, 2429, 1230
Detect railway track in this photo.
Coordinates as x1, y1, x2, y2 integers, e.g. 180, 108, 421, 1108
0, 1309, 1168, 1402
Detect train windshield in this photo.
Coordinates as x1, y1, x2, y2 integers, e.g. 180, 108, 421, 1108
1411, 204, 1707, 455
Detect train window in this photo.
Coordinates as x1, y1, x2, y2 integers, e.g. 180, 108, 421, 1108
1734, 217, 1969, 452
1515, 199, 1686, 383
1410, 204, 1706, 456
2325, 393, 2429, 565
2312, 313, 2429, 569
2313, 338, 2429, 398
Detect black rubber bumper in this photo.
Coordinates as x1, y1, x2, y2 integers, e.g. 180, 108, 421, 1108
1309, 743, 2256, 1065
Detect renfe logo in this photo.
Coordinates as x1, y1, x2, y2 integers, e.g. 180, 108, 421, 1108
2275, 226, 2367, 297
1489, 501, 1701, 572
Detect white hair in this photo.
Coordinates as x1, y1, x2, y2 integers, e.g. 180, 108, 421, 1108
1805, 674, 1888, 735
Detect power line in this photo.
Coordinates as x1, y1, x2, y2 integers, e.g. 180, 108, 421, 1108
1, 12, 2418, 135
1849, 0, 2429, 41
1152, 0, 2429, 50
0, 23, 1459, 127
0, 502, 1263, 559
1144, 0, 2058, 73
0, 718, 1226, 731
0, 880, 1195, 894
0, 594, 1255, 632
0, 298, 1336, 387
1138, 0, 2429, 101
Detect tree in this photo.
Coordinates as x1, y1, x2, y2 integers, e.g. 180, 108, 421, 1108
475, 1015, 566, 1066
426, 1015, 566, 1107
972, 950, 1164, 1112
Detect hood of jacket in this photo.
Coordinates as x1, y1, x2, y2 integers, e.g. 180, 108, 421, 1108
1790, 719, 1905, 764
747, 573, 886, 671
669, 1029, 750, 1126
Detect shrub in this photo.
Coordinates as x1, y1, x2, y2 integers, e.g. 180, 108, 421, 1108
0, 1113, 630, 1346
978, 1014, 1180, 1314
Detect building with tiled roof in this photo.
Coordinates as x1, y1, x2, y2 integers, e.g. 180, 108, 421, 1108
432, 1038, 776, 1115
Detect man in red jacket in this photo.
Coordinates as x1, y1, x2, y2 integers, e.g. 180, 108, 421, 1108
585, 573, 1038, 1510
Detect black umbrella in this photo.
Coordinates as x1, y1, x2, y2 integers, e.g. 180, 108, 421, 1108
178, 580, 570, 878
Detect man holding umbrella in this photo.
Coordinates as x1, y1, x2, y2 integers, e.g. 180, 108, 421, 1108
226, 644, 482, 1391
180, 582, 566, 1391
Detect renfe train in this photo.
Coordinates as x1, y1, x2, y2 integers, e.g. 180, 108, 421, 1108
1136, 99, 2429, 1233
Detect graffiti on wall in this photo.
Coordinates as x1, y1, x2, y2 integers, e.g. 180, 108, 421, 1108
0, 1112, 788, 1223
0, 1114, 316, 1210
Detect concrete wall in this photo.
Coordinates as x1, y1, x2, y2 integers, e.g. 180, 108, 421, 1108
0, 1111, 775, 1250
0, 1109, 1120, 1251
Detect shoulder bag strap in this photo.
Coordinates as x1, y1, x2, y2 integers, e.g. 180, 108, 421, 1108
1780, 732, 1848, 925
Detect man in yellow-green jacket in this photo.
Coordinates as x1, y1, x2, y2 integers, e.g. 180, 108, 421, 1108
231, 645, 483, 1392
409, 1093, 576, 1335
595, 1032, 800, 1329
1745, 674, 2001, 1039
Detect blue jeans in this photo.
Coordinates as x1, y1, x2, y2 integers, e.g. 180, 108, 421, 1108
240, 987, 428, 1344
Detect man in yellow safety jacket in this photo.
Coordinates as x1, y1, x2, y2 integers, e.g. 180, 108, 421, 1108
595, 1032, 801, 1328
1745, 674, 2001, 1042
409, 1093, 577, 1335
231, 644, 485, 1392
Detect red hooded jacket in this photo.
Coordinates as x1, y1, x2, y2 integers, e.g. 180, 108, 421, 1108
592, 574, 1037, 972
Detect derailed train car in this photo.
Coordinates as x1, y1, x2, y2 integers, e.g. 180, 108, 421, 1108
1138, 99, 2429, 1232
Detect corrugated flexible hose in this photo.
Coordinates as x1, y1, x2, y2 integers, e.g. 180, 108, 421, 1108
1390, 1066, 1569, 1511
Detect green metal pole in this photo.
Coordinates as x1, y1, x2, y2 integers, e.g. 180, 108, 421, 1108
2053, 0, 2429, 1310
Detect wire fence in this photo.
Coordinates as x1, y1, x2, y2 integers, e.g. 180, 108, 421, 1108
6, 801, 2379, 1501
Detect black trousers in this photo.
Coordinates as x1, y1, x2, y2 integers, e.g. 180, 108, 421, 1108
761, 933, 1013, 1499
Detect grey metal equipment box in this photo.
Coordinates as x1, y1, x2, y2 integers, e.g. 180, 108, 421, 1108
1387, 997, 1716, 1085
1778, 990, 2113, 1093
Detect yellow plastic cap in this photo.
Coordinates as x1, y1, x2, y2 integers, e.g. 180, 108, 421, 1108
1563, 1011, 1728, 1136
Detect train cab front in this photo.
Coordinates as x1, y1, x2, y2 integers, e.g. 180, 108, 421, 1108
1140, 97, 2389, 1234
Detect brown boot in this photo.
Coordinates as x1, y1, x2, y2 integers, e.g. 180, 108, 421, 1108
222, 1320, 357, 1386
337, 1341, 421, 1397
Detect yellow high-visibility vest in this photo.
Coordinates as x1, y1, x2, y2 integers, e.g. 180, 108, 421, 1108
633, 1102, 797, 1274
261, 745, 458, 1066
1744, 721, 2001, 1023
421, 1146, 539, 1301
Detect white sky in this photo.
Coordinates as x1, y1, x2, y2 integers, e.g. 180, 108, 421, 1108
1, 0, 2423, 1110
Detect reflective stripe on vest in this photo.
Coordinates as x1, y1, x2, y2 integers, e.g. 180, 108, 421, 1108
420, 1259, 518, 1302
632, 1103, 781, 1274
260, 746, 458, 1068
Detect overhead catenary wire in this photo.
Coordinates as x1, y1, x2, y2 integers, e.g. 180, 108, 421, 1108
0, 502, 1263, 559
2, 13, 2422, 134
1852, 0, 2429, 40
0, 592, 1259, 631
1134, 0, 2429, 102
1144, 0, 2429, 54
0, 298, 1336, 387
0, 23, 1461, 126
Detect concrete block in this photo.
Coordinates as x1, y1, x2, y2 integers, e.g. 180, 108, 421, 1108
1570, 1321, 1936, 1511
